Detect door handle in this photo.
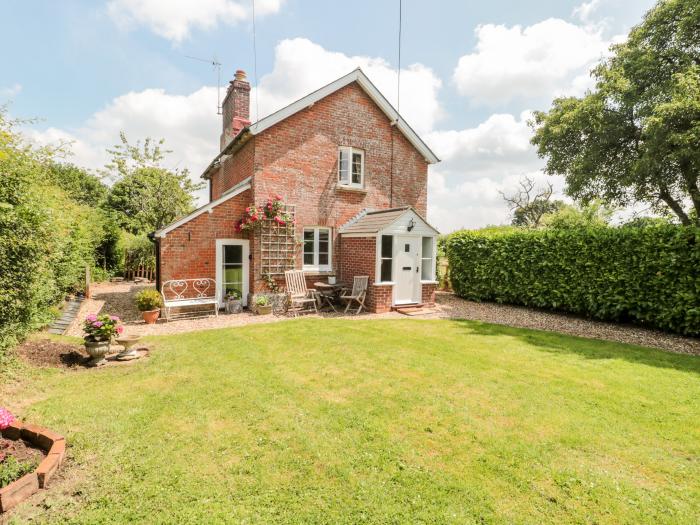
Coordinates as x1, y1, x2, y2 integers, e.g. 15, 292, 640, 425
402, 266, 411, 271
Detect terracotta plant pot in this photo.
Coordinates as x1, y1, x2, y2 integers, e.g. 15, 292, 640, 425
84, 339, 111, 367
142, 309, 160, 324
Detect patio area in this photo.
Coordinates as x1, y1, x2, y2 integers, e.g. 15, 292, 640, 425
63, 281, 700, 355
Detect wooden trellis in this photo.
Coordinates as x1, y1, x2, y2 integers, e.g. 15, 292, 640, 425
256, 204, 297, 275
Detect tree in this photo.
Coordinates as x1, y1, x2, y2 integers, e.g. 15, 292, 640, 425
540, 201, 613, 229
501, 175, 565, 227
531, 0, 700, 226
103, 133, 204, 234
47, 162, 107, 205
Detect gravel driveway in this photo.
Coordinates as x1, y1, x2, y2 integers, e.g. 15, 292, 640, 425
65, 282, 699, 356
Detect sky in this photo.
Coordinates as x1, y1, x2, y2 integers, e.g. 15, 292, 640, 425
0, 0, 657, 232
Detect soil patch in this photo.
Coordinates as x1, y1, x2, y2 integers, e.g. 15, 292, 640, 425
15, 339, 87, 369
0, 438, 43, 466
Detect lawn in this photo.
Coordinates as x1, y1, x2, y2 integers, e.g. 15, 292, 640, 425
3, 319, 700, 524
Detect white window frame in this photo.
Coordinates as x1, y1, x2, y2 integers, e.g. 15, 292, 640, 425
338, 147, 364, 189
302, 227, 332, 272
420, 236, 437, 282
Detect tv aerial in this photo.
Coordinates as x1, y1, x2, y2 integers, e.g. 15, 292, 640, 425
185, 54, 223, 115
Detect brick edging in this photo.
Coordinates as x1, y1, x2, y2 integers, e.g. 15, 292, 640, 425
0, 422, 66, 513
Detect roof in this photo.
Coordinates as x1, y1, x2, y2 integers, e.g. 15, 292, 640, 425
154, 177, 251, 238
202, 68, 440, 179
339, 206, 439, 235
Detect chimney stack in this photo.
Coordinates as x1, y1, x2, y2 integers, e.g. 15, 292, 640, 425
220, 69, 251, 150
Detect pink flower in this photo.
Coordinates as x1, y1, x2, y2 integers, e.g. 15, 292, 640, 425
274, 194, 283, 200
86, 314, 97, 322
0, 408, 15, 430
116, 326, 124, 334
93, 321, 103, 328
110, 315, 120, 321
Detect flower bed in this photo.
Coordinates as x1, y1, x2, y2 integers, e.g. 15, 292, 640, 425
0, 410, 66, 513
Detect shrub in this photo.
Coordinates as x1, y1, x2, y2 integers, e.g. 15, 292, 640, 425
255, 296, 269, 307
446, 225, 700, 335
0, 456, 38, 489
135, 289, 163, 311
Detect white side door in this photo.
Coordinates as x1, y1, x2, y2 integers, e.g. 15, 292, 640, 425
394, 236, 420, 304
215, 239, 249, 307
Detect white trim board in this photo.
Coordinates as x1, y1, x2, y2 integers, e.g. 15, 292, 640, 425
155, 178, 251, 238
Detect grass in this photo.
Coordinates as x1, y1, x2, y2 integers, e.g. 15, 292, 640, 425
3, 319, 700, 524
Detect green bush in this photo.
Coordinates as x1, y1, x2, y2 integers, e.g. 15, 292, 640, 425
135, 289, 163, 312
0, 111, 109, 360
446, 225, 700, 335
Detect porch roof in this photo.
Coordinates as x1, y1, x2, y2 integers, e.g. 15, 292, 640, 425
339, 207, 439, 236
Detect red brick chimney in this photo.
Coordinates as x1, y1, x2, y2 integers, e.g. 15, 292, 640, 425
220, 69, 251, 150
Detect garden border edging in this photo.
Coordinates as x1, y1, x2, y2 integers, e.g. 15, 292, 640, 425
0, 421, 66, 513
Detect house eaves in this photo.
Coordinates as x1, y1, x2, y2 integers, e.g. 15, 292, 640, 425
200, 68, 440, 180
154, 177, 251, 238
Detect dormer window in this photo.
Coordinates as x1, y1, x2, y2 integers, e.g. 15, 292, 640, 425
338, 147, 364, 188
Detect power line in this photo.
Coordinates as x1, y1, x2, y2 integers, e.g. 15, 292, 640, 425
252, 0, 260, 122
397, 0, 402, 117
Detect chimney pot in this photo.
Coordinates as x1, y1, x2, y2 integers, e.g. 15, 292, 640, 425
220, 68, 251, 150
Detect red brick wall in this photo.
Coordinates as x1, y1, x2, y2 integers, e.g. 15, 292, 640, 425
159, 190, 251, 287
210, 139, 255, 201
252, 82, 428, 277
421, 282, 437, 306
338, 236, 391, 313
166, 80, 430, 298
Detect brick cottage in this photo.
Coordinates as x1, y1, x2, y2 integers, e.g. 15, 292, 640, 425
154, 68, 440, 313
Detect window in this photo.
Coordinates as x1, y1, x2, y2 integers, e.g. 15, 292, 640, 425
222, 244, 243, 298
380, 235, 393, 282
303, 227, 331, 271
421, 237, 434, 281
338, 147, 364, 188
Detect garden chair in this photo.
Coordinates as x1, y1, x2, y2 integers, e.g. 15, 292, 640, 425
340, 276, 368, 314
284, 270, 318, 317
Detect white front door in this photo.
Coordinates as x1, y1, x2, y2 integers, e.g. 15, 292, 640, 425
395, 236, 420, 304
215, 239, 249, 307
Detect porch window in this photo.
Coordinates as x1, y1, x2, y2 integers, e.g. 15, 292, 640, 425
303, 227, 331, 271
380, 235, 393, 282
421, 237, 435, 281
338, 147, 364, 188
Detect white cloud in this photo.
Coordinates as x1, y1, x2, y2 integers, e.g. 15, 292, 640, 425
424, 112, 565, 232
26, 87, 221, 202
25, 38, 442, 206
573, 0, 603, 23
0, 83, 23, 99
453, 18, 611, 106
107, 0, 284, 42
252, 38, 443, 136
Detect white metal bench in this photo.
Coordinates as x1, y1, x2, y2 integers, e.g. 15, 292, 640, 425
161, 279, 218, 321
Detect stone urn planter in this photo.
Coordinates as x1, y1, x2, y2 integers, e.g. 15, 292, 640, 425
255, 304, 273, 315
115, 334, 142, 361
84, 339, 110, 367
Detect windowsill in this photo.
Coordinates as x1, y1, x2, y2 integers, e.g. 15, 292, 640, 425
420, 280, 439, 285
336, 184, 367, 194
374, 281, 395, 286
302, 268, 334, 275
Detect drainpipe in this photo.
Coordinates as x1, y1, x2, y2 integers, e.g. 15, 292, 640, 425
147, 232, 161, 290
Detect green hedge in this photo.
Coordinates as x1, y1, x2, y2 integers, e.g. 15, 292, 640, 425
0, 117, 109, 362
446, 226, 700, 335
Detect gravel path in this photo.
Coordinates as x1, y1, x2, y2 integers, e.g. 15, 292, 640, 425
66, 283, 699, 355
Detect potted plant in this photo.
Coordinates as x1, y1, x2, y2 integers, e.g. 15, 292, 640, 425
254, 295, 272, 315
83, 313, 123, 366
135, 289, 163, 324
225, 288, 243, 314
